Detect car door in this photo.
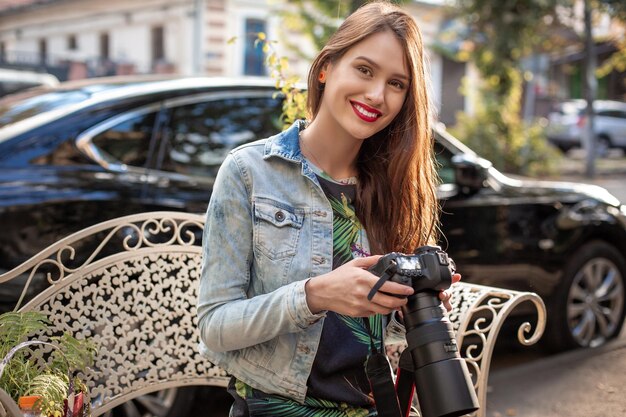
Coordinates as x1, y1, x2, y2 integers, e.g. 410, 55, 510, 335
434, 139, 539, 291
599, 109, 626, 147
146, 90, 284, 213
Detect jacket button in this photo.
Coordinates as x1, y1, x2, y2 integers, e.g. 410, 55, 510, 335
275, 211, 285, 222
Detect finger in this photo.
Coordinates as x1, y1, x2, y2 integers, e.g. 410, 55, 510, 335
350, 255, 383, 268
439, 290, 453, 312
369, 291, 409, 310
364, 304, 399, 316
452, 273, 462, 284
378, 281, 414, 297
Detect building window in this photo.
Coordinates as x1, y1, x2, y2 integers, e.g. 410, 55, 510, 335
152, 26, 165, 64
244, 19, 266, 76
100, 33, 110, 60
68, 34, 77, 50
0, 42, 5, 62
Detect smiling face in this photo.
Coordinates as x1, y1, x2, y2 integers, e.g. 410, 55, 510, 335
316, 30, 410, 141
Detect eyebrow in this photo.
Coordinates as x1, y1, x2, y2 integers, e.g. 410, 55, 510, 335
354, 56, 410, 81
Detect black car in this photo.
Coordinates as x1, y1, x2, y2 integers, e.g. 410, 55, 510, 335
1, 76, 625, 413
0, 76, 284, 267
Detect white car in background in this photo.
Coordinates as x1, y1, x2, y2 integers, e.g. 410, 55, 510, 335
546, 99, 626, 154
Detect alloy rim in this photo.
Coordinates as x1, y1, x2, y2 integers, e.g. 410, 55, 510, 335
567, 257, 625, 347
102, 388, 178, 417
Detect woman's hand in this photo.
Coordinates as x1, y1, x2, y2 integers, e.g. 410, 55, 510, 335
305, 255, 414, 317
439, 273, 462, 312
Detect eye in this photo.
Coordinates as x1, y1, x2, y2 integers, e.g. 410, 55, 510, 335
389, 80, 405, 90
356, 66, 372, 77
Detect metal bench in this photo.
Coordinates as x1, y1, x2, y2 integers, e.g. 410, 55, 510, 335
0, 211, 546, 417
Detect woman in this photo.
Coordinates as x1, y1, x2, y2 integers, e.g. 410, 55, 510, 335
197, 2, 460, 415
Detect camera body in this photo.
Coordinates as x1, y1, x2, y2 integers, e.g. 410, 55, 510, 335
367, 245, 455, 294
367, 245, 479, 417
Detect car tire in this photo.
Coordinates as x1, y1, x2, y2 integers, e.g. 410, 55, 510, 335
101, 386, 199, 417
546, 240, 626, 351
596, 135, 611, 157
556, 144, 572, 153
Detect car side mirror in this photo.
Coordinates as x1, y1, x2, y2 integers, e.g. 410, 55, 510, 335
451, 154, 491, 194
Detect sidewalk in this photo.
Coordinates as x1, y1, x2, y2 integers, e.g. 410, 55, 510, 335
487, 334, 626, 417
550, 149, 626, 203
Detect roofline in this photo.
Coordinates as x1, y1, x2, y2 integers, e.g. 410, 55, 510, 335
0, 0, 70, 17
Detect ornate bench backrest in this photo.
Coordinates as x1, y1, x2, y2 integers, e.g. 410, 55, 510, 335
0, 212, 227, 416
0, 211, 546, 417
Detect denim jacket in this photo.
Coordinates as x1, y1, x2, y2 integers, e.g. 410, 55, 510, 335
197, 120, 404, 403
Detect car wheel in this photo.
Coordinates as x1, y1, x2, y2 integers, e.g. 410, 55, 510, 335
596, 135, 611, 157
101, 386, 198, 417
547, 241, 626, 351
556, 144, 572, 153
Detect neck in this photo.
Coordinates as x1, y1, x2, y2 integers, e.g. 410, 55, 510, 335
300, 120, 361, 180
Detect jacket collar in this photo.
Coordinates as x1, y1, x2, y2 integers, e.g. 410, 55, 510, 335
263, 120, 307, 162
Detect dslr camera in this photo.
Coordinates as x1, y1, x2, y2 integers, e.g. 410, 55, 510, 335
367, 245, 479, 417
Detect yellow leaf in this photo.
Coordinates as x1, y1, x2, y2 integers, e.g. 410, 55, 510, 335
227, 36, 237, 45
257, 32, 266, 41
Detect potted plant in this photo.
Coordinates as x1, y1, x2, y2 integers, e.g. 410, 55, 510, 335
0, 311, 96, 417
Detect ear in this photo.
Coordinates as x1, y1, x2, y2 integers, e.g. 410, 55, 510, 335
322, 62, 333, 75
319, 62, 334, 85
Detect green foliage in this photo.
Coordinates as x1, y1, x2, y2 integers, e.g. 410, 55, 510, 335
451, 48, 561, 176
451, 109, 561, 177
449, 0, 567, 175
255, 33, 308, 128
0, 312, 50, 400
0, 311, 96, 417
274, 0, 408, 61
29, 373, 70, 417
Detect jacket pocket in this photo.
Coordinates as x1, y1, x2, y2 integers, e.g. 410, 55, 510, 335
253, 197, 304, 260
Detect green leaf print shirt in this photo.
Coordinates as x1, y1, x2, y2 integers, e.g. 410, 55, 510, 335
231, 168, 384, 417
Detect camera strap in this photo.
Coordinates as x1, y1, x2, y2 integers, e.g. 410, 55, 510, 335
367, 265, 397, 301
396, 349, 417, 417
363, 319, 402, 417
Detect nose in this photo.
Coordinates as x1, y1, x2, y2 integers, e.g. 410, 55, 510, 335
364, 82, 385, 106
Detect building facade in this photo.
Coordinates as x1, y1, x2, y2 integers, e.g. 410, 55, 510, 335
0, 0, 469, 124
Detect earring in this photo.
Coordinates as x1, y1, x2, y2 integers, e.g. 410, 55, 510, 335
318, 71, 326, 83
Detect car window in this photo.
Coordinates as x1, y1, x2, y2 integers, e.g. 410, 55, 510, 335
91, 112, 158, 167
598, 110, 626, 119
158, 96, 282, 176
434, 140, 456, 185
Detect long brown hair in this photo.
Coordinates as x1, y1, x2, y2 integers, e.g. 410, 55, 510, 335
307, 0, 439, 254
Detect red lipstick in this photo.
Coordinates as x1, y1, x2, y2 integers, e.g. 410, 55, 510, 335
350, 100, 382, 123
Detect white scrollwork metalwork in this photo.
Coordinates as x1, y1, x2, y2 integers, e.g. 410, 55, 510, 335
386, 283, 546, 417
0, 212, 546, 417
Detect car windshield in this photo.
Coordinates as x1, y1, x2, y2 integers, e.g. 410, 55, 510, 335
0, 90, 92, 126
